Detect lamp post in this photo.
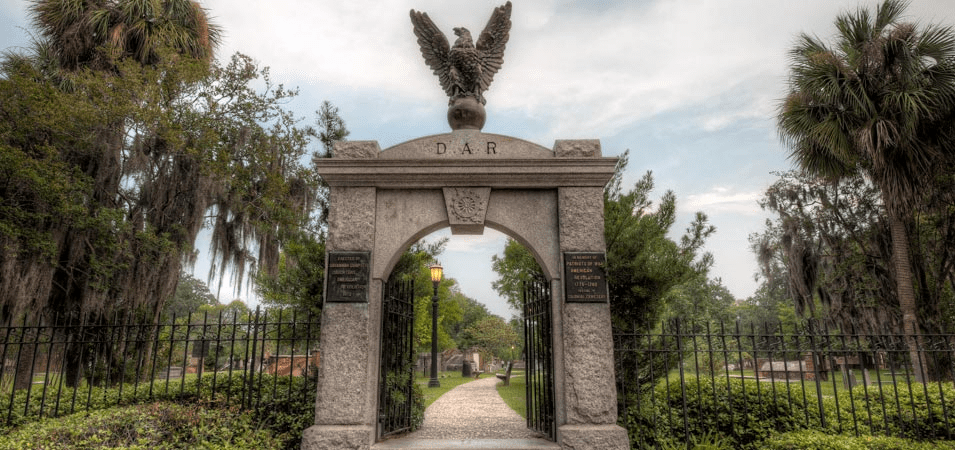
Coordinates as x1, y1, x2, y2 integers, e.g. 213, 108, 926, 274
428, 263, 443, 388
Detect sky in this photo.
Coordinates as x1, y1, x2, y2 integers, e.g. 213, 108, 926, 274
3, 0, 954, 319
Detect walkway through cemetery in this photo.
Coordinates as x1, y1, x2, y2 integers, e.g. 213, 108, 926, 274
374, 375, 558, 449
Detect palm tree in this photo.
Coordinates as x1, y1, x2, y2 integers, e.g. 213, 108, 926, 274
28, 0, 220, 72
778, 0, 955, 381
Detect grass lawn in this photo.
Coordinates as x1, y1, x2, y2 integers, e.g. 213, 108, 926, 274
4, 370, 209, 392
415, 371, 477, 410
664, 368, 918, 398
495, 370, 526, 419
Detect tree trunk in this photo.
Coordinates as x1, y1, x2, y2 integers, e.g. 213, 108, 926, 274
63, 339, 85, 388
13, 327, 36, 391
888, 212, 929, 382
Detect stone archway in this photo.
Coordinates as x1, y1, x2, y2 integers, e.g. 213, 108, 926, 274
301, 130, 630, 450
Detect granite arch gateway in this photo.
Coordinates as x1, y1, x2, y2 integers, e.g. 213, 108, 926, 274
301, 130, 631, 450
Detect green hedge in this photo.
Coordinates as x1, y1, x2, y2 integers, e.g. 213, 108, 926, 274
624, 375, 825, 449
0, 372, 317, 448
828, 382, 955, 439
764, 430, 955, 450
0, 402, 285, 449
624, 375, 955, 449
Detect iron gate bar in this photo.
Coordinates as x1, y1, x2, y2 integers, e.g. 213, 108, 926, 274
378, 278, 415, 439
255, 310, 269, 410
523, 276, 555, 440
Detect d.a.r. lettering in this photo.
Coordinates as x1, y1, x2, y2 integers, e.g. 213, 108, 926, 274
435, 141, 497, 155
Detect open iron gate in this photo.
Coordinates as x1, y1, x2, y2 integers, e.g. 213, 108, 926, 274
523, 276, 556, 440
377, 278, 415, 439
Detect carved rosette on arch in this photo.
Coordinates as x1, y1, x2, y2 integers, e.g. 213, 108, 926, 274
442, 187, 491, 235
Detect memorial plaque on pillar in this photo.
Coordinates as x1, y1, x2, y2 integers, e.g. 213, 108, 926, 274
563, 252, 609, 303
325, 251, 371, 303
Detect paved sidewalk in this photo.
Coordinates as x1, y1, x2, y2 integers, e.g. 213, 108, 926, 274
409, 375, 540, 439
373, 375, 558, 449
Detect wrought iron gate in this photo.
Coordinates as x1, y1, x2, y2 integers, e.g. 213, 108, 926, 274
523, 276, 556, 440
377, 278, 415, 439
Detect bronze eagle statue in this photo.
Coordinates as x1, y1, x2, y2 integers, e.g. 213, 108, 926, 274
410, 2, 512, 106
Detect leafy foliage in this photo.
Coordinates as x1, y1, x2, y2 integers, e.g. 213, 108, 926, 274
253, 99, 353, 320
764, 431, 955, 450
490, 238, 544, 311
604, 159, 715, 331
0, 49, 321, 323
161, 273, 217, 321
0, 371, 316, 439
1, 0, 337, 345
462, 315, 521, 360
752, 171, 899, 331
624, 374, 955, 449
255, 232, 326, 317
445, 292, 492, 349
662, 276, 736, 325
752, 168, 955, 382
0, 402, 284, 450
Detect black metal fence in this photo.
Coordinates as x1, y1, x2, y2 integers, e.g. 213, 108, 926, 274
0, 306, 320, 430
614, 319, 955, 447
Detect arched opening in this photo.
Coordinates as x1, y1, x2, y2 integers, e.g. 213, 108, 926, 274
376, 227, 555, 441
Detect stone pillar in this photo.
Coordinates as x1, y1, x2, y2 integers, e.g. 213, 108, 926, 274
303, 143, 380, 450
555, 141, 630, 449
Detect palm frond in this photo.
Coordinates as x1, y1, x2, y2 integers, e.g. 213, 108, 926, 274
915, 24, 955, 61
778, 0, 955, 209
874, 0, 907, 34
27, 0, 220, 71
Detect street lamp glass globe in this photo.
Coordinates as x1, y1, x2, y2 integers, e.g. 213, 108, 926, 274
429, 264, 443, 283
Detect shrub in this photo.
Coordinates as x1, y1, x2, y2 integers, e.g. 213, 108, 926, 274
626, 375, 825, 449
826, 382, 955, 440
0, 402, 285, 449
0, 371, 317, 448
624, 375, 955, 449
657, 430, 733, 450
764, 430, 955, 450
411, 381, 425, 430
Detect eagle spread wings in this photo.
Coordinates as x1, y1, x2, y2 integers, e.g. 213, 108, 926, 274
410, 2, 512, 105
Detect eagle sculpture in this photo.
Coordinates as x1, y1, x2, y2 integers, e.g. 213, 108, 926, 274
410, 2, 512, 106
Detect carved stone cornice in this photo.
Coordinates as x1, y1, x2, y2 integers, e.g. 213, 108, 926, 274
315, 158, 617, 189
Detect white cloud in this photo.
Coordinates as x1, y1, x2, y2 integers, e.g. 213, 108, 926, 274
683, 186, 762, 215
201, 1, 789, 136
6, 0, 954, 138
193, 0, 955, 140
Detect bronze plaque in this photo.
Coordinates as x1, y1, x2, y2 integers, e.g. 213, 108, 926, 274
563, 252, 608, 303
325, 252, 370, 303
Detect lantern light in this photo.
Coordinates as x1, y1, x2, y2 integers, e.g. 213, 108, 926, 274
429, 263, 443, 284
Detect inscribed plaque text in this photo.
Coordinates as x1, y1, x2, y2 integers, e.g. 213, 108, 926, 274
563, 252, 608, 303
326, 252, 371, 303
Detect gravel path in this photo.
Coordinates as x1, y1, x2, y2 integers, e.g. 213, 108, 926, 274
406, 375, 542, 439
